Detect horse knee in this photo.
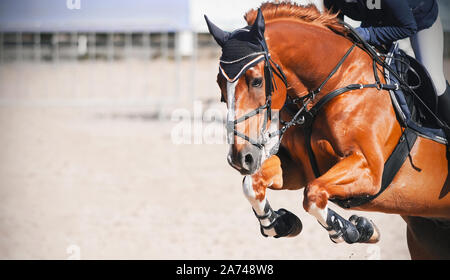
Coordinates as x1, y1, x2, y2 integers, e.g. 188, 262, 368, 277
303, 183, 329, 212
243, 174, 267, 201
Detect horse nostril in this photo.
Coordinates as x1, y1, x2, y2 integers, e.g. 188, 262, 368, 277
234, 147, 260, 175
244, 153, 254, 166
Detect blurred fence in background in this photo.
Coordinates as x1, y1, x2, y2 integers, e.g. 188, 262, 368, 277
0, 31, 218, 109
0, 0, 449, 110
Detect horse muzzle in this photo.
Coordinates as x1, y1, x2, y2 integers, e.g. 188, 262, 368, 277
227, 144, 262, 175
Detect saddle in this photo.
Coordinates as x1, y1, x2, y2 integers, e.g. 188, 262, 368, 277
385, 42, 447, 144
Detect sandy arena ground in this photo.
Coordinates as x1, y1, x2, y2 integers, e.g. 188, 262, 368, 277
0, 58, 449, 260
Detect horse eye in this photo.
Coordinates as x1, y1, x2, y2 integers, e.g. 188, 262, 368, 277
251, 78, 263, 88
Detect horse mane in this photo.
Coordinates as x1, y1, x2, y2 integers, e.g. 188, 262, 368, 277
244, 1, 348, 35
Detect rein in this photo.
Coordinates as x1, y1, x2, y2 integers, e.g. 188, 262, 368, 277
227, 27, 400, 161
285, 42, 400, 178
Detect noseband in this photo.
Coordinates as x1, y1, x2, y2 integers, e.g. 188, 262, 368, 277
225, 52, 288, 154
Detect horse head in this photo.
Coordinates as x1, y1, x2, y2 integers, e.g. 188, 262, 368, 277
205, 9, 287, 175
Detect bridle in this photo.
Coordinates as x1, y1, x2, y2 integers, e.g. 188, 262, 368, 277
280, 41, 401, 178
225, 22, 449, 186
224, 28, 391, 162
225, 51, 288, 155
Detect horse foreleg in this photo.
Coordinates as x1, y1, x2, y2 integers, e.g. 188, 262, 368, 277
303, 152, 381, 244
307, 201, 379, 244
242, 155, 302, 238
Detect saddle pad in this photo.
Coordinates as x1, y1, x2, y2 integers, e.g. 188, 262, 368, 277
385, 43, 447, 145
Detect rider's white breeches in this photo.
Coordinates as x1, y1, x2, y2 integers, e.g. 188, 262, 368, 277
410, 15, 448, 96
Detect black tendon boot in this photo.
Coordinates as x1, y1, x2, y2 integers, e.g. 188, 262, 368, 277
438, 82, 450, 127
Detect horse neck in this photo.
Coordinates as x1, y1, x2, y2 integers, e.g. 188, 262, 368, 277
266, 20, 379, 181
266, 20, 359, 96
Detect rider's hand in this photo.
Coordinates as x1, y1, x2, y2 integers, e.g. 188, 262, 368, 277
355, 27, 370, 43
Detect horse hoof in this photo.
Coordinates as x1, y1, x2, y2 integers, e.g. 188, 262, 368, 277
326, 208, 360, 244
272, 208, 303, 238
349, 215, 381, 243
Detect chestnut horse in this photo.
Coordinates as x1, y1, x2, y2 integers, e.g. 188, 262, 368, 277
206, 3, 450, 259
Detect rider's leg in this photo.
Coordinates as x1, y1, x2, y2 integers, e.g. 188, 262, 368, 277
410, 15, 449, 126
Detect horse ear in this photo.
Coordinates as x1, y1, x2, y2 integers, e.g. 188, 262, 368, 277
250, 8, 265, 42
204, 15, 230, 47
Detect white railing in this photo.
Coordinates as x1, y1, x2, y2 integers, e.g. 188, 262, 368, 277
0, 31, 202, 111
